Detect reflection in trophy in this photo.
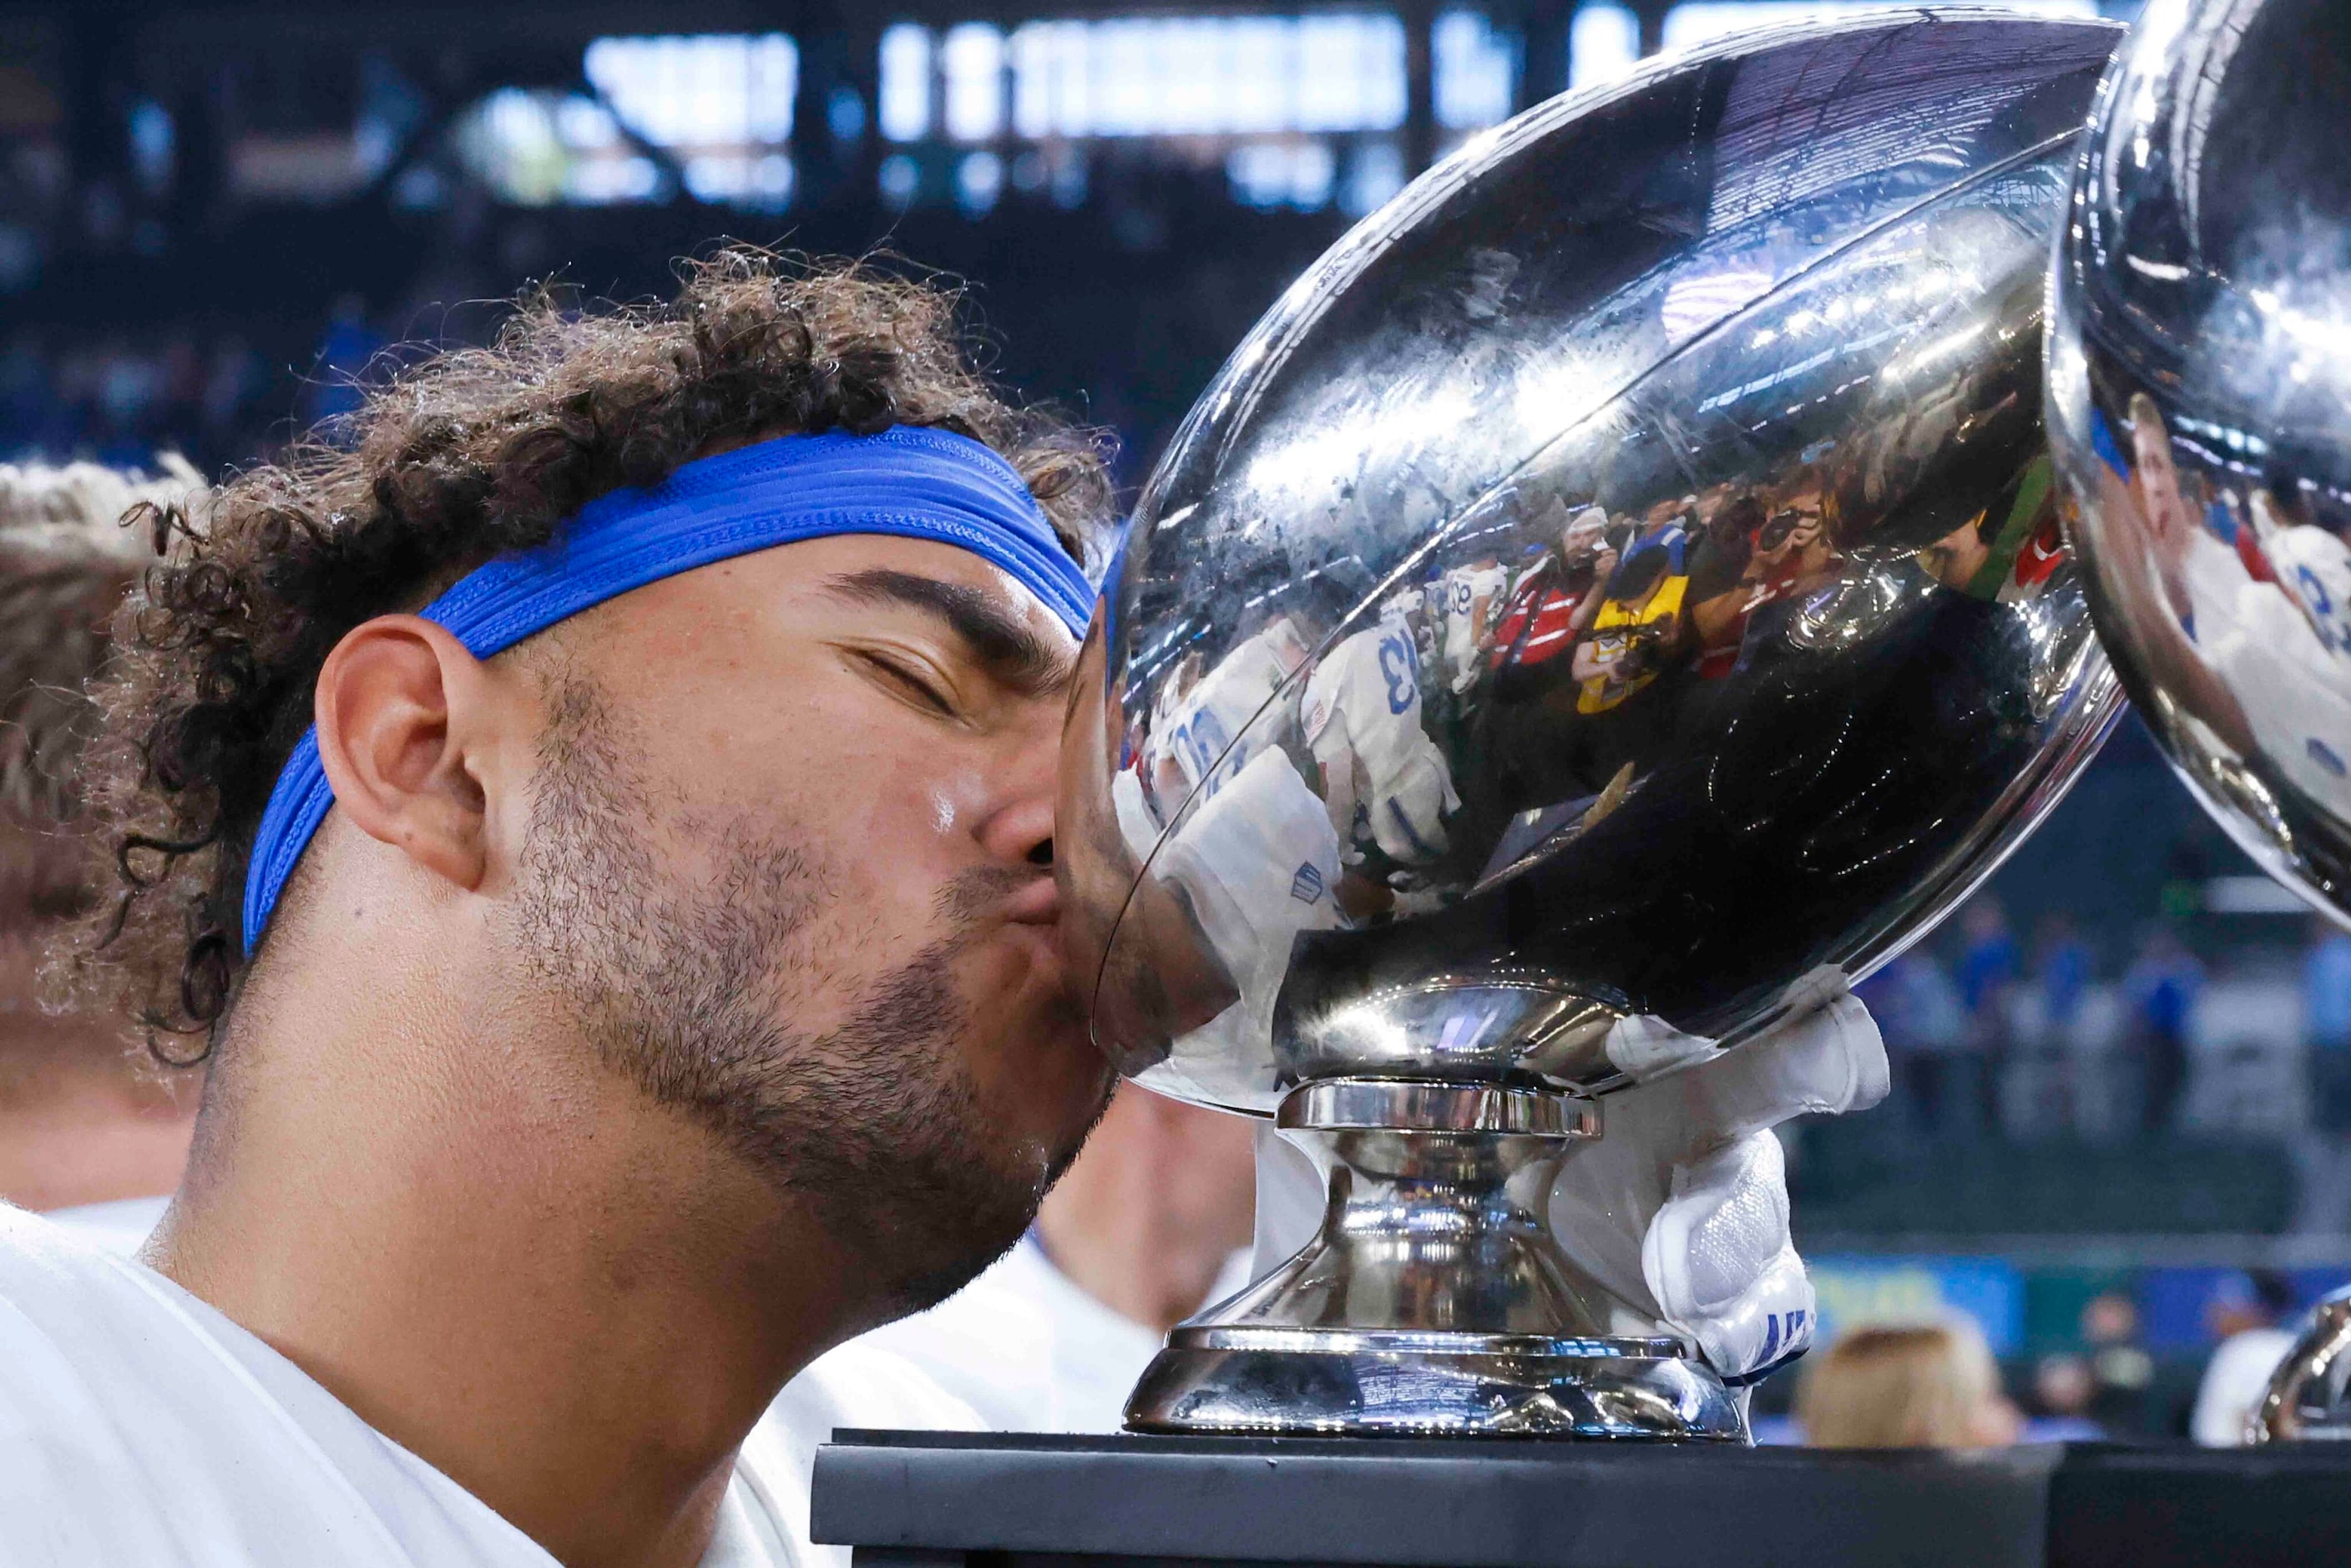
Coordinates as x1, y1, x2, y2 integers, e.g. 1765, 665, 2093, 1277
1059, 11, 2126, 1439
2043, 0, 2351, 1443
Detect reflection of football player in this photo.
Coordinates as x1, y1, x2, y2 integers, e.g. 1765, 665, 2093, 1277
1440, 554, 1509, 695
2189, 488, 2351, 817
1157, 615, 1312, 802
2255, 490, 2351, 654
1573, 547, 1690, 714
2084, 394, 2254, 756
1151, 748, 1347, 1068
1110, 762, 1164, 861
2128, 393, 2247, 641
1304, 598, 1460, 865
2202, 564, 2351, 817
1143, 651, 1203, 781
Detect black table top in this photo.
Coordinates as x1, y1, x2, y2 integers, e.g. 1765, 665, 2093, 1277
811, 1429, 2351, 1568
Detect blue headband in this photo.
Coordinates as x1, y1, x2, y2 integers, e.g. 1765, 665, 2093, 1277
240, 426, 1094, 955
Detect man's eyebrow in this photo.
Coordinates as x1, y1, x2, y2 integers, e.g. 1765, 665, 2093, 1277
825, 568, 1071, 695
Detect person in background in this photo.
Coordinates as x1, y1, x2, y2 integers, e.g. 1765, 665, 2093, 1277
1487, 502, 1614, 680
1438, 550, 1507, 701
2035, 913, 2095, 1045
1955, 899, 2020, 1015
302, 293, 384, 426
1855, 948, 1967, 1137
1570, 546, 1689, 717
1794, 1319, 2020, 1449
1626, 493, 1694, 568
1954, 898, 2019, 1133
2302, 915, 2351, 1138
2025, 1353, 2106, 1442
2081, 1289, 2157, 1434
2190, 1270, 2299, 1447
0, 458, 206, 1241
845, 1081, 1255, 1432
2123, 925, 2203, 1136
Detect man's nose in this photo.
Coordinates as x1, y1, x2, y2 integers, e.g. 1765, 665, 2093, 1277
975, 723, 1060, 870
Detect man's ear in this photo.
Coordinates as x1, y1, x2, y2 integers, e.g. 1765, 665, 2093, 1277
312, 615, 495, 895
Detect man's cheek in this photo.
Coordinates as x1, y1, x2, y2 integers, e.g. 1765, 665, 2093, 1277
975, 954, 1105, 1130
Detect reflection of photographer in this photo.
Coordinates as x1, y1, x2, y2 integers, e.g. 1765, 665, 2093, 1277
1615, 617, 1674, 679
1571, 546, 1690, 715
1487, 505, 1619, 680
1755, 507, 1804, 561
1749, 493, 1836, 589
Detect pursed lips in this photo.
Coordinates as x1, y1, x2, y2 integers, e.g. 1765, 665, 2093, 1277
996, 873, 1061, 927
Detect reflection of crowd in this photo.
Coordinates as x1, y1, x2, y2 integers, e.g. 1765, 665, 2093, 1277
1466, 438, 2074, 786
1460, 468, 1868, 852
1478, 474, 1851, 726
1128, 468, 1856, 903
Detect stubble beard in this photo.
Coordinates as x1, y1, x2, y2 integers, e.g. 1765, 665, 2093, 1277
508, 670, 1070, 1318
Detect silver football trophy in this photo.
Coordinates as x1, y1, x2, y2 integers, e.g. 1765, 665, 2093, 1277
1059, 11, 2126, 1439
2044, 0, 2351, 1443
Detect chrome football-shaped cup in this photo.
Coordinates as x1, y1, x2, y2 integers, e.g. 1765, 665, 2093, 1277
2048, 0, 2351, 926
2045, 0, 2351, 1445
1059, 10, 2124, 1438
1066, 10, 2124, 1111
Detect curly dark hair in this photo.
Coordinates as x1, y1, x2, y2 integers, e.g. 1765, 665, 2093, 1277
0, 456, 205, 938
57, 250, 1115, 1059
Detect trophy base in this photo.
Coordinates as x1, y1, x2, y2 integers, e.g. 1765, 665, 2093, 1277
1120, 1076, 1744, 1441
1125, 1323, 1744, 1439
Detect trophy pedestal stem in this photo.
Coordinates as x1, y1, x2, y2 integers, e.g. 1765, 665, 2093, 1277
1123, 1079, 1743, 1439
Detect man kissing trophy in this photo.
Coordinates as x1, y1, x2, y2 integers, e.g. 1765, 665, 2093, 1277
1058, 8, 2127, 1439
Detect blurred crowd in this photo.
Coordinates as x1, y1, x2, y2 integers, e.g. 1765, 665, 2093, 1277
0, 331, 287, 477
1856, 898, 2351, 1152
1753, 1267, 2308, 1448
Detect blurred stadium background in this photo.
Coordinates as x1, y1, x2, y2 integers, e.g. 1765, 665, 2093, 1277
5, 0, 2341, 1439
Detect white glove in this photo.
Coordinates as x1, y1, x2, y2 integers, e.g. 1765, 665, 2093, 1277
1251, 973, 1887, 1387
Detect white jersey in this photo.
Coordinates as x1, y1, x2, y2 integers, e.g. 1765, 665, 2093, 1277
846, 1233, 1251, 1436
747, 1342, 983, 1568
1151, 749, 1343, 1075
1110, 764, 1164, 862
2163, 516, 2351, 814
1158, 621, 1308, 801
1304, 620, 1441, 795
1441, 563, 1508, 678
43, 1192, 170, 1257
0, 1203, 971, 1568
1303, 620, 1459, 863
2176, 525, 2250, 653
2203, 571, 2351, 817
2270, 523, 2351, 655
2190, 1326, 2296, 1447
